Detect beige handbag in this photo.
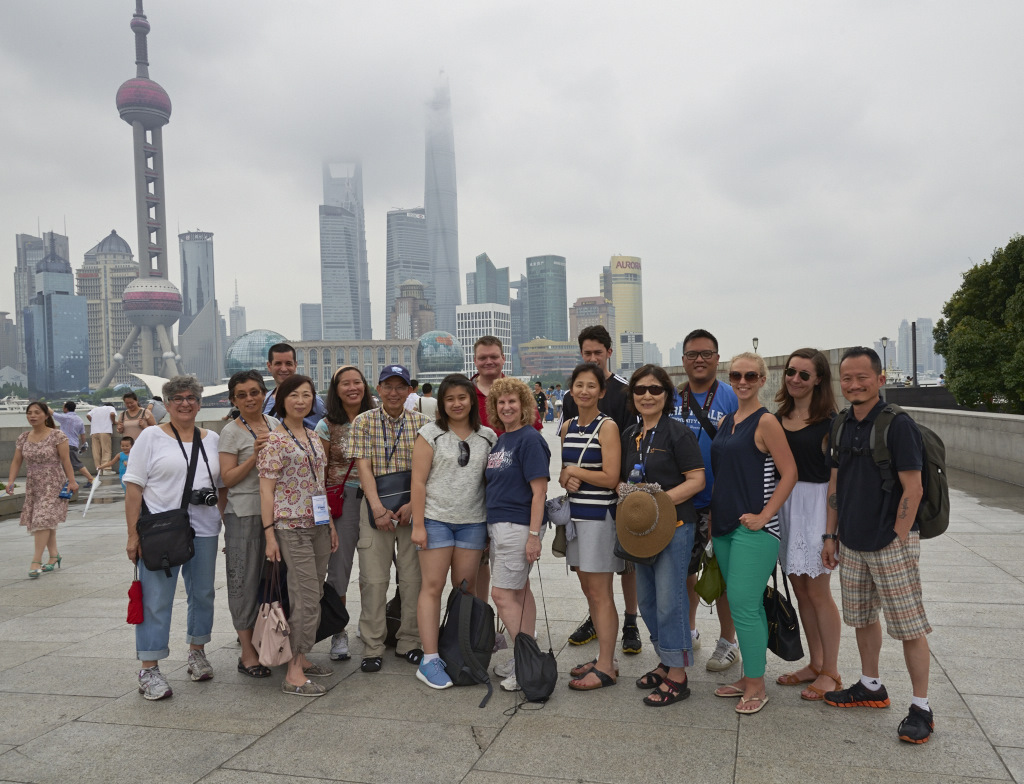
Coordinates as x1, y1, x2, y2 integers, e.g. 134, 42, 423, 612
254, 562, 292, 667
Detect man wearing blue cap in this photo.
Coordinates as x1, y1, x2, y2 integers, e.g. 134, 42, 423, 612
349, 365, 430, 673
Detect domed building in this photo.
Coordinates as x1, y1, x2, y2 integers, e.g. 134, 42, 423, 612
415, 330, 463, 385
225, 329, 288, 376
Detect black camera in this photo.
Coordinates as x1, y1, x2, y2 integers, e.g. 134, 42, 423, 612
190, 487, 218, 507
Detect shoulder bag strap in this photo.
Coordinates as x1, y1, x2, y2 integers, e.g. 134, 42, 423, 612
686, 385, 719, 440
179, 433, 202, 510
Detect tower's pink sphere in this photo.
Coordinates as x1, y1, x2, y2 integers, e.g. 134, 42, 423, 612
123, 277, 182, 327
116, 77, 172, 127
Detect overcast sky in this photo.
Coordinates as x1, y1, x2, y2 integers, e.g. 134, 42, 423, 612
2, 0, 1022, 363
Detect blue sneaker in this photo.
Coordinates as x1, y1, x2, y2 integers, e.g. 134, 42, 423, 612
416, 657, 453, 690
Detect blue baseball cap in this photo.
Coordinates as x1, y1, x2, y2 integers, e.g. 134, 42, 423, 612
378, 365, 411, 385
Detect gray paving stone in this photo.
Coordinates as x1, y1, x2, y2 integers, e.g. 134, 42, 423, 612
0, 653, 147, 698
996, 747, 1024, 783
463, 773, 605, 784
944, 660, 1024, 699
0, 692, 109, 745
0, 641, 63, 672
197, 773, 345, 784
963, 695, 1024, 748
0, 614, 125, 643
734, 758, 1010, 783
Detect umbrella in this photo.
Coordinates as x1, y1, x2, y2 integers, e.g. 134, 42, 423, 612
82, 478, 102, 517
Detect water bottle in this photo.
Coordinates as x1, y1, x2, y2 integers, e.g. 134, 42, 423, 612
627, 464, 643, 484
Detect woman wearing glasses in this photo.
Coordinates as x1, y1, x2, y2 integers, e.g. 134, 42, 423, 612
410, 374, 497, 689
773, 349, 842, 701
621, 365, 705, 707
710, 353, 797, 715
219, 370, 278, 678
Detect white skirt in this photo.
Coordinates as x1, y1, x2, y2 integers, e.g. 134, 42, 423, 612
778, 481, 832, 578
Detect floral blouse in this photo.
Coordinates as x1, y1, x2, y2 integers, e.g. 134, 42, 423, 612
257, 428, 327, 529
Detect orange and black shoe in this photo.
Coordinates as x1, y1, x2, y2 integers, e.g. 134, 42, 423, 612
823, 681, 891, 709
898, 705, 935, 744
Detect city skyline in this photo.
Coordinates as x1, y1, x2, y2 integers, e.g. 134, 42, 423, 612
3, 2, 1021, 360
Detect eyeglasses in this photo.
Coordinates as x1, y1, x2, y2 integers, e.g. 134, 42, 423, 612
458, 441, 470, 467
379, 384, 407, 394
232, 390, 263, 399
632, 385, 666, 396
785, 367, 812, 381
169, 395, 199, 405
683, 350, 716, 361
729, 371, 762, 383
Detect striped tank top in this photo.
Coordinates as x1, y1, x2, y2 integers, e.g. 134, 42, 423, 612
562, 414, 617, 523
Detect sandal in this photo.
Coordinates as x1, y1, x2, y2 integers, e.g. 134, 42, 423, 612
396, 649, 424, 665
568, 667, 617, 691
736, 694, 769, 714
714, 684, 745, 698
237, 658, 272, 678
776, 665, 819, 686
569, 659, 620, 679
635, 663, 669, 689
361, 657, 383, 673
643, 675, 690, 707
801, 670, 842, 702
29, 562, 44, 579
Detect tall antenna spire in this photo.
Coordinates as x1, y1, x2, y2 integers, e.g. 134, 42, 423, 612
132, 1, 151, 78
234, 279, 239, 307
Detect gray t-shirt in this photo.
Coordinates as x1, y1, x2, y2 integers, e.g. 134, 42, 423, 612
218, 414, 279, 517
419, 422, 496, 524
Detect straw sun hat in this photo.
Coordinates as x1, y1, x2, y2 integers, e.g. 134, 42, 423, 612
615, 488, 677, 559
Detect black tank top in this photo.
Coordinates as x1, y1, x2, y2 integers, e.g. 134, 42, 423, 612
780, 416, 831, 484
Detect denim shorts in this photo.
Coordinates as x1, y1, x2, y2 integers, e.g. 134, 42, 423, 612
423, 519, 487, 550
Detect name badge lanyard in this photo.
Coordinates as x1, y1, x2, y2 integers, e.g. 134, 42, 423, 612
381, 410, 406, 470
237, 413, 270, 441
682, 379, 718, 416
635, 426, 657, 480
281, 422, 320, 477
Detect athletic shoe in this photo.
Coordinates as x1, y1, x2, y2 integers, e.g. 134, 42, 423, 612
138, 666, 173, 700
824, 681, 891, 709
330, 631, 350, 661
500, 672, 521, 692
492, 632, 508, 652
493, 656, 516, 679
568, 616, 597, 645
186, 649, 214, 681
705, 638, 740, 672
417, 658, 453, 690
898, 705, 935, 744
621, 622, 642, 655
691, 629, 701, 652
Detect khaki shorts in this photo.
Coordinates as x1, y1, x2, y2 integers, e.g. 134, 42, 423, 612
488, 522, 541, 590
838, 532, 931, 640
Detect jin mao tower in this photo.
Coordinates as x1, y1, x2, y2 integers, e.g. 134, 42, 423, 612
424, 76, 461, 333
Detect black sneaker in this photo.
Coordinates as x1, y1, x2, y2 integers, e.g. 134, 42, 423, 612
898, 705, 935, 744
824, 680, 890, 708
568, 616, 597, 645
621, 622, 642, 655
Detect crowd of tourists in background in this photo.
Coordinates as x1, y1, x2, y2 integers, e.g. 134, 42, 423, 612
5, 324, 937, 744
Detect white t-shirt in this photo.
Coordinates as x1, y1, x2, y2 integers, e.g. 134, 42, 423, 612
418, 396, 439, 418
123, 426, 223, 537
404, 392, 421, 411
89, 405, 116, 435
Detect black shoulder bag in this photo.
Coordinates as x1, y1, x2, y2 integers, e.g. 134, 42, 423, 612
136, 428, 203, 577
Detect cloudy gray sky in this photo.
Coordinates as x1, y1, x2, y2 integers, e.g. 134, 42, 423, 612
2, 0, 1022, 362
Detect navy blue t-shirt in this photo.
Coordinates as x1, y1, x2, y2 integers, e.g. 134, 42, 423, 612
485, 426, 551, 524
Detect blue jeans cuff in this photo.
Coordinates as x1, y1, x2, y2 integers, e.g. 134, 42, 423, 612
184, 634, 212, 646
136, 648, 170, 661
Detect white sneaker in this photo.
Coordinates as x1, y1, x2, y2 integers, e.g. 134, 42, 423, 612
500, 672, 521, 692
706, 638, 740, 672
493, 656, 515, 679
330, 631, 350, 661
691, 629, 701, 651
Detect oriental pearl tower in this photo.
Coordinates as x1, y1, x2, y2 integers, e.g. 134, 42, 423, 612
97, 0, 182, 388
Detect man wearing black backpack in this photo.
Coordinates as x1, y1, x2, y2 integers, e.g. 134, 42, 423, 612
821, 347, 935, 744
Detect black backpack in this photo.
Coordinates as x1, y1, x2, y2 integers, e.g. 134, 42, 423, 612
831, 403, 950, 539
439, 580, 496, 707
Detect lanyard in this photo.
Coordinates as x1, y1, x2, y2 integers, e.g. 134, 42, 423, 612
681, 380, 717, 416
282, 422, 319, 477
381, 409, 406, 468
635, 425, 657, 478
238, 413, 269, 441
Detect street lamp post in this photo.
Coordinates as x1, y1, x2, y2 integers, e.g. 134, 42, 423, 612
752, 337, 759, 353
880, 336, 889, 378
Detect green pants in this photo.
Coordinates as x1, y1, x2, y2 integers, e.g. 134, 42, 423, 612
713, 526, 780, 679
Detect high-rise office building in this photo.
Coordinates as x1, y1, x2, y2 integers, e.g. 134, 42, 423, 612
0, 312, 19, 373
455, 304, 511, 375
895, 317, 944, 378
601, 255, 643, 351
323, 161, 371, 339
668, 340, 686, 367
319, 205, 361, 341
526, 255, 568, 342
24, 239, 89, 394
465, 253, 510, 306
644, 341, 663, 365
228, 281, 246, 341
98, 1, 183, 388
14, 232, 68, 374
425, 76, 461, 333
389, 280, 435, 340
301, 303, 323, 341
385, 207, 429, 338
76, 230, 140, 387
177, 231, 223, 384
618, 331, 644, 374
568, 296, 615, 340
897, 319, 912, 377
509, 275, 529, 374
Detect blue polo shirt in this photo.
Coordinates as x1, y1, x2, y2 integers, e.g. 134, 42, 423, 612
670, 382, 738, 510
832, 399, 923, 552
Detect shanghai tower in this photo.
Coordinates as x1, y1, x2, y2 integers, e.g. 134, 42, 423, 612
424, 75, 461, 334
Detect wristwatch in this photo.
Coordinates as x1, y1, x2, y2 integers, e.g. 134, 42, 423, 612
822, 533, 838, 542
528, 530, 540, 537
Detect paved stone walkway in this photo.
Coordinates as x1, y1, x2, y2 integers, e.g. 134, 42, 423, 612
0, 456, 1022, 783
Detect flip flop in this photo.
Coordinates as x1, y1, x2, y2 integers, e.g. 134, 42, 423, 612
736, 694, 769, 714
568, 668, 617, 691
570, 659, 620, 678
776, 666, 819, 686
714, 684, 745, 698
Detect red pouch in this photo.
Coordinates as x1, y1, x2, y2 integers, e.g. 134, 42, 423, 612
127, 565, 144, 624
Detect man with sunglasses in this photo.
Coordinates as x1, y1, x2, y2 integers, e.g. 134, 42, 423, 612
674, 329, 741, 672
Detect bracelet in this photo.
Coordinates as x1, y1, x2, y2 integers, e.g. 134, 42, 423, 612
528, 530, 540, 537
264, 524, 275, 530
822, 533, 838, 542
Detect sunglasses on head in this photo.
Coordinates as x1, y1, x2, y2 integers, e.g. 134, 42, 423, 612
458, 440, 470, 467
785, 367, 812, 381
729, 371, 762, 383
632, 385, 666, 396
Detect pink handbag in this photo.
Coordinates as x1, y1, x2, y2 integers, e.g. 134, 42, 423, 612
253, 562, 292, 667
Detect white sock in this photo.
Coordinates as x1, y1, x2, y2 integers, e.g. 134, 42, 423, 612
422, 653, 439, 664
860, 674, 882, 691
720, 637, 736, 647
911, 696, 930, 711
691, 629, 699, 638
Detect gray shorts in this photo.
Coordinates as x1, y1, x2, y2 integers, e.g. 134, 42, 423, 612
566, 510, 624, 573
68, 446, 84, 472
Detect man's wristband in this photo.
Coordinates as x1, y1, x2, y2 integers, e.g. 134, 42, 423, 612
822, 533, 838, 542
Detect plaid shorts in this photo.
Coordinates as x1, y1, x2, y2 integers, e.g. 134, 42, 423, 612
838, 532, 931, 640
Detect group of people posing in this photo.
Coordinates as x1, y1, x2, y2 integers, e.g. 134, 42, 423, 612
56, 323, 929, 745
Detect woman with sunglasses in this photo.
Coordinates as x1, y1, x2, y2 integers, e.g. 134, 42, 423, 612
773, 348, 842, 701
410, 374, 497, 689
219, 370, 278, 678
316, 365, 376, 663
621, 365, 705, 707
710, 353, 797, 715
259, 374, 338, 696
561, 363, 622, 691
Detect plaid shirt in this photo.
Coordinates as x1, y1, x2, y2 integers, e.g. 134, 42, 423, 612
349, 407, 429, 476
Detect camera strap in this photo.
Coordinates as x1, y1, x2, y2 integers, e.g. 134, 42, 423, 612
170, 425, 209, 511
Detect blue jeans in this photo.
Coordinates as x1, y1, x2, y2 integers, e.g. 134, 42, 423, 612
136, 534, 219, 661
635, 521, 695, 668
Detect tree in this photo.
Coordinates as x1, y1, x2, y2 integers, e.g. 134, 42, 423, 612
934, 234, 1024, 412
